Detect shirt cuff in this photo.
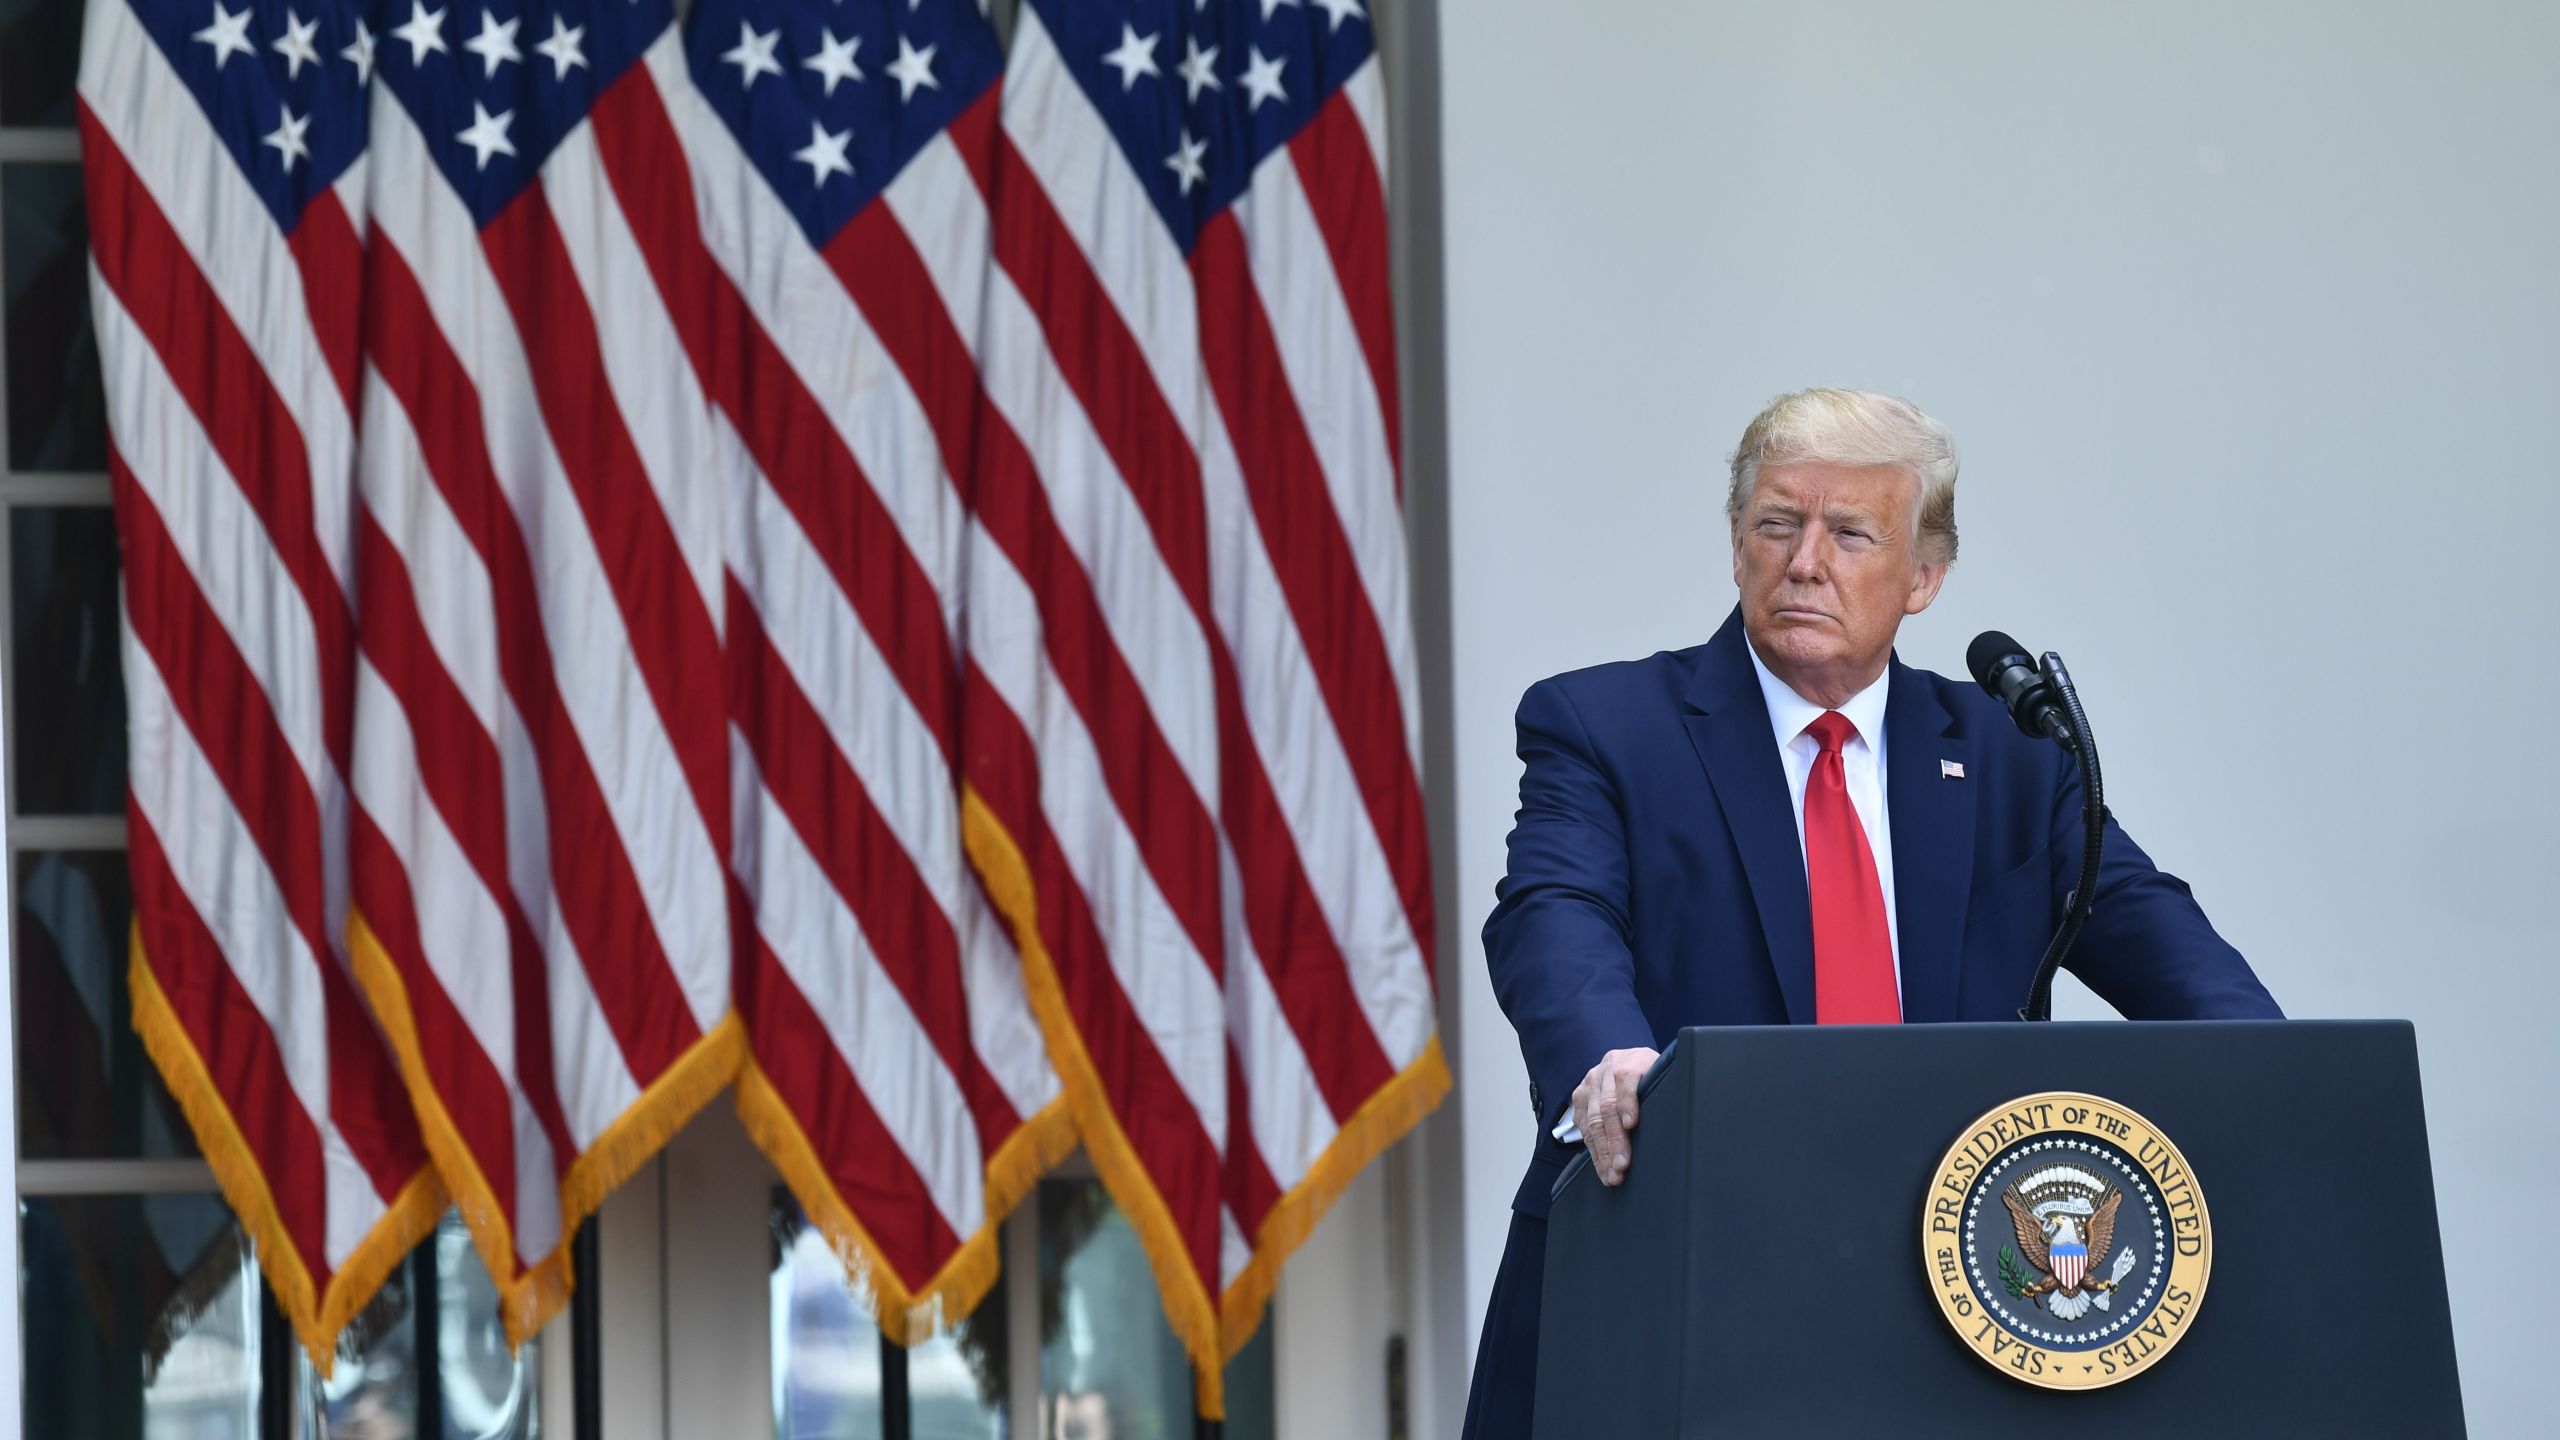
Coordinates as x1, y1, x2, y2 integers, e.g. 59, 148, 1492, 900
1552, 1113, 1582, 1144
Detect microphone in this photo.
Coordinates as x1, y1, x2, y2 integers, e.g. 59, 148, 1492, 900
1967, 631, 2078, 750
1964, 631, 2108, 1021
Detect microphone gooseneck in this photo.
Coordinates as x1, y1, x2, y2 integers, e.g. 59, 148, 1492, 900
2019, 653, 2105, 1023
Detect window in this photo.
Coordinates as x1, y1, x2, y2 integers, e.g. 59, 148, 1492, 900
10, 4, 1336, 1429
20, 1190, 264, 1435
761, 1172, 1274, 1440
1, 13, 552, 1434
1036, 1179, 1273, 1440
769, 1188, 1006, 1440
298, 1213, 544, 1440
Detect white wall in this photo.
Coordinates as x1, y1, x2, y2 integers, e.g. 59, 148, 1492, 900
1429, 2, 2558, 1432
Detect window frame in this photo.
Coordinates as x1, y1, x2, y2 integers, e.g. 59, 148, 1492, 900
5, 109, 127, 1440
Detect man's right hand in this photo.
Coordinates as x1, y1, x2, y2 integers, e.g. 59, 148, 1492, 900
1572, 1045, 1660, 1187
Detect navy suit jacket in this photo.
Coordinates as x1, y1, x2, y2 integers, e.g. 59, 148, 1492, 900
1485, 609, 2281, 1219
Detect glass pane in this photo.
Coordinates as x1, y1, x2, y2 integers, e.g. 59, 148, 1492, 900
302, 1246, 419, 1438
769, 1187, 1008, 1440
10, 505, 128, 814
1220, 1323, 1274, 1440
4, 162, 108, 472
1036, 1180, 1272, 1440
910, 1305, 1008, 1440
19, 1192, 262, 1439
436, 1211, 542, 1440
303, 1210, 542, 1440
0, 0, 82, 127
16, 849, 197, 1160
772, 1188, 884, 1440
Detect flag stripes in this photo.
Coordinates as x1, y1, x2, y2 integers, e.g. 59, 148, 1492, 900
82, 0, 441, 1364
652, 7, 1073, 1333
346, 23, 746, 1338
974, 4, 1446, 1411
89, 0, 1442, 1380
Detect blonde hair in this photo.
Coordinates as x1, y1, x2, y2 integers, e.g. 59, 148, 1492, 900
1727, 388, 1959, 567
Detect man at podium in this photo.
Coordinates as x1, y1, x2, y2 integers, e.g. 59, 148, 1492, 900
1461, 389, 2280, 1440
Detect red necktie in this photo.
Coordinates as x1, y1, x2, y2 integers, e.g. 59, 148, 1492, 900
1803, 712, 1900, 1023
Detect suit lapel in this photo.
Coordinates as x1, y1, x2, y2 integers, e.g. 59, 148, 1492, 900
1680, 612, 1816, 1024
1885, 661, 1975, 1023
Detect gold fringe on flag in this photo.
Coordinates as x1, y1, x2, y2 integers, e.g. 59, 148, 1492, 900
345, 908, 744, 1348
962, 785, 1444, 1420
960, 786, 1229, 1413
734, 1057, 1077, 1345
126, 922, 446, 1372
1216, 1036, 1450, 1356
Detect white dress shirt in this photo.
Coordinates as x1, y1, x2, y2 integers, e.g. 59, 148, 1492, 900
1555, 649, 1901, 1143
1745, 644, 1902, 992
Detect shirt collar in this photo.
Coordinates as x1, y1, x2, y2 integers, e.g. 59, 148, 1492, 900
1745, 639, 1892, 754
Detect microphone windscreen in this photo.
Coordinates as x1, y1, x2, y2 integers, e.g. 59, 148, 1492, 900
1967, 630, 2027, 691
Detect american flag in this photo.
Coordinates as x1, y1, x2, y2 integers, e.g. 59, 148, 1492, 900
667, 0, 1074, 1337
83, 0, 1446, 1387
78, 0, 440, 1366
970, 0, 1444, 1407
345, 0, 748, 1342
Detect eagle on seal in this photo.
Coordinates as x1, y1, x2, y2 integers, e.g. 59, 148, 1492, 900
2002, 1185, 2125, 1320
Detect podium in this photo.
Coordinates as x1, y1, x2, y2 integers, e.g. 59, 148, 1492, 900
1533, 1021, 2465, 1436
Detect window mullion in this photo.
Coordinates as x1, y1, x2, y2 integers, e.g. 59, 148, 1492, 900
1006, 1197, 1041, 1436
572, 1212, 603, 1440
0, 501, 18, 1440
881, 1327, 913, 1440
6, 814, 128, 850
260, 1284, 290, 1440
16, 1157, 220, 1195
0, 130, 81, 164
0, 472, 111, 506
418, 1228, 445, 1440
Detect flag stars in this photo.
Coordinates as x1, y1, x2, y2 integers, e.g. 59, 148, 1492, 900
1101, 24, 1159, 92
1239, 46, 1286, 111
1312, 0, 1367, 30
456, 100, 516, 169
464, 10, 521, 78
1165, 127, 1207, 195
272, 9, 321, 78
1176, 36, 1220, 102
1258, 0, 1301, 20
193, 2, 256, 70
793, 120, 854, 185
341, 18, 376, 84
886, 36, 938, 101
533, 16, 586, 80
263, 105, 312, 171
392, 2, 448, 66
803, 28, 864, 96
722, 21, 784, 89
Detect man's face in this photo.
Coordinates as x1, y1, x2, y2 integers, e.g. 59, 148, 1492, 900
1730, 460, 1948, 704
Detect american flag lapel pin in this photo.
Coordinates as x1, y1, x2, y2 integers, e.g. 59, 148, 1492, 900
1941, 759, 1965, 780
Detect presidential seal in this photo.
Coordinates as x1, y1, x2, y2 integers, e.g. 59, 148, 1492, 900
1921, 1092, 2210, 1390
